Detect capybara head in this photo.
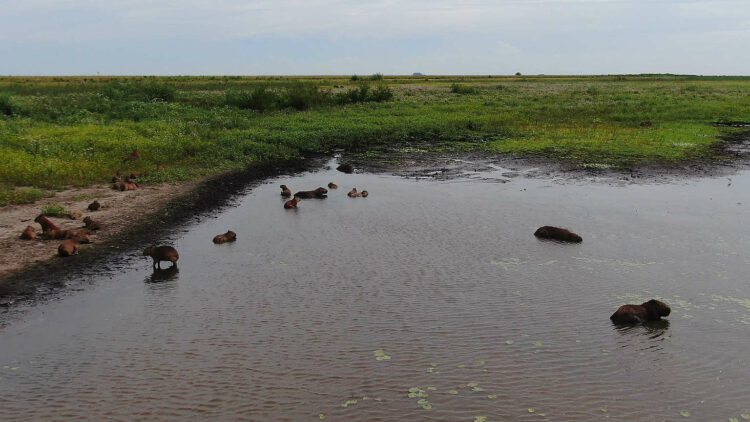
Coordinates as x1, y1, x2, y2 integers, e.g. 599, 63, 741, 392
642, 299, 671, 319
280, 185, 289, 190
360, 190, 369, 197
88, 200, 101, 211
314, 187, 328, 195
225, 230, 237, 240
328, 182, 338, 189
20, 226, 37, 240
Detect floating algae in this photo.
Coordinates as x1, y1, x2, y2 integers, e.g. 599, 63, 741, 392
340, 399, 358, 408
373, 349, 391, 361
531, 341, 543, 347
680, 410, 691, 417
505, 340, 515, 345
474, 417, 488, 422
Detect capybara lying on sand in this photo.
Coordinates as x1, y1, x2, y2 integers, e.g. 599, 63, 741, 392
113, 181, 137, 191
83, 216, 102, 231
20, 226, 37, 240
35, 214, 61, 232
280, 185, 292, 197
610, 299, 671, 324
43, 229, 76, 240
294, 187, 328, 199
88, 200, 101, 211
337, 163, 354, 174
534, 226, 582, 243
143, 245, 179, 269
284, 196, 301, 209
328, 182, 338, 189
213, 230, 237, 244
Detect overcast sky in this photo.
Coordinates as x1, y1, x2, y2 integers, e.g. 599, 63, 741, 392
1, 0, 748, 75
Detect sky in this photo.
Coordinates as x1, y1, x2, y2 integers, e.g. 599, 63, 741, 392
1, 0, 748, 75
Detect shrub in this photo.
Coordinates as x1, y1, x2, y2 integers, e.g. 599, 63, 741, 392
450, 84, 477, 94
142, 82, 176, 102
0, 93, 20, 116
41, 203, 68, 217
225, 86, 280, 111
369, 85, 394, 102
281, 83, 330, 110
350, 75, 361, 81
369, 73, 384, 81
0, 187, 44, 206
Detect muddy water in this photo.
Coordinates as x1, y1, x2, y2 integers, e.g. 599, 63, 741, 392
1, 160, 749, 421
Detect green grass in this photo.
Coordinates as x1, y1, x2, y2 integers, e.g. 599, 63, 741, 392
0, 187, 44, 206
40, 203, 68, 217
0, 74, 749, 205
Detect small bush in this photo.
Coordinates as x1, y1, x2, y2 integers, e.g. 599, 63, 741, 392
41, 203, 68, 217
350, 75, 361, 81
142, 82, 176, 102
450, 84, 477, 94
369, 85, 394, 102
226, 86, 280, 111
0, 93, 20, 116
282, 83, 330, 110
369, 73, 384, 81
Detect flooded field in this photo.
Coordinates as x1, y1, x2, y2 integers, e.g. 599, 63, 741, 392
1, 159, 749, 421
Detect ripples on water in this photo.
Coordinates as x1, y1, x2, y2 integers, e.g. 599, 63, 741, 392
1, 161, 749, 421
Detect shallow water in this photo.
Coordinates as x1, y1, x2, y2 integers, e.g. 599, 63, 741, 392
1, 160, 749, 421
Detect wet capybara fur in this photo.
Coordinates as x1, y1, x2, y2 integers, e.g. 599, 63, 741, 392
347, 188, 359, 197
360, 190, 369, 197
280, 185, 292, 197
88, 200, 101, 211
294, 187, 328, 199
328, 182, 338, 189
337, 163, 354, 174
284, 196, 301, 209
35, 214, 61, 232
534, 226, 582, 243
83, 216, 102, 231
610, 299, 671, 324
58, 239, 80, 257
143, 245, 179, 269
213, 230, 237, 244
20, 226, 37, 240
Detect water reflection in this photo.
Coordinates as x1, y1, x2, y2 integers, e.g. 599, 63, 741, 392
145, 266, 180, 284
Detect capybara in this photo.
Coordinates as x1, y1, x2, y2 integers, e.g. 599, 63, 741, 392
129, 171, 143, 179
58, 239, 80, 257
610, 299, 671, 324
213, 230, 237, 244
533, 226, 582, 243
71, 233, 90, 244
280, 185, 292, 197
35, 214, 61, 232
76, 228, 95, 237
43, 229, 75, 240
347, 188, 359, 198
143, 245, 179, 269
360, 190, 369, 197
83, 216, 102, 231
20, 226, 36, 240
294, 187, 328, 199
88, 200, 101, 211
328, 182, 338, 189
113, 181, 137, 191
65, 209, 83, 220
284, 196, 301, 209
639, 121, 653, 127
122, 149, 140, 162
337, 163, 354, 174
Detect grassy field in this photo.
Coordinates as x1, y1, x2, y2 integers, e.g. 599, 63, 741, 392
1, 74, 749, 205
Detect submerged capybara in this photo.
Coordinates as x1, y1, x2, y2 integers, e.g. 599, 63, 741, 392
83, 216, 102, 231
280, 185, 292, 197
294, 187, 328, 199
610, 299, 671, 324
143, 245, 179, 269
58, 239, 80, 257
88, 200, 101, 211
284, 196, 301, 209
20, 226, 37, 240
360, 190, 369, 197
337, 163, 354, 174
122, 149, 140, 162
35, 214, 61, 232
328, 182, 338, 189
213, 230, 237, 244
533, 226, 582, 243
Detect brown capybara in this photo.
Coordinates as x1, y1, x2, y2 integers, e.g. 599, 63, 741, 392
337, 163, 354, 174
143, 245, 179, 269
88, 200, 101, 211
65, 209, 83, 220
43, 229, 75, 240
20, 226, 37, 240
76, 228, 95, 237
284, 196, 301, 209
71, 233, 91, 244
58, 239, 80, 257
83, 216, 102, 231
280, 185, 292, 197
328, 182, 338, 189
113, 181, 137, 191
610, 299, 671, 324
534, 226, 582, 243
360, 190, 369, 197
129, 171, 143, 179
35, 214, 61, 232
213, 230, 237, 244
347, 188, 359, 198
294, 187, 328, 199
122, 149, 140, 162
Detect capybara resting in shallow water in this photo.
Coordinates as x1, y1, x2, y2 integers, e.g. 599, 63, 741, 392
143, 245, 179, 269
280, 185, 292, 197
328, 182, 338, 189
20, 226, 37, 240
337, 163, 354, 174
83, 216, 102, 231
88, 200, 101, 211
294, 187, 328, 199
35, 214, 61, 232
534, 226, 582, 243
360, 190, 369, 197
284, 196, 301, 209
213, 230, 237, 244
347, 188, 359, 197
610, 299, 671, 324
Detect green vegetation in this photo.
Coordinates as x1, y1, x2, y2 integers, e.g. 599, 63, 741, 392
40, 203, 68, 217
1, 74, 748, 205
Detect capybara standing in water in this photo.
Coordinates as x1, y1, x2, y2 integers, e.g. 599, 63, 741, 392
280, 185, 292, 197
35, 214, 61, 232
83, 216, 102, 231
143, 245, 179, 269
213, 230, 237, 244
328, 182, 338, 189
337, 163, 354, 174
58, 239, 80, 257
610, 299, 671, 324
20, 226, 37, 240
284, 196, 301, 209
88, 200, 101, 211
534, 226, 582, 243
294, 187, 328, 199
